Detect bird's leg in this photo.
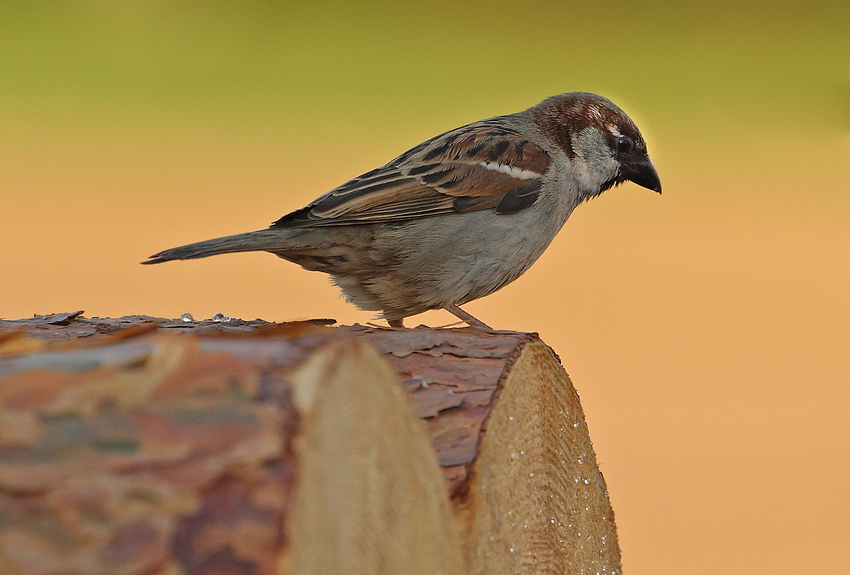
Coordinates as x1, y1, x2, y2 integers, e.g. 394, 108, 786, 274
388, 318, 405, 328
444, 304, 492, 330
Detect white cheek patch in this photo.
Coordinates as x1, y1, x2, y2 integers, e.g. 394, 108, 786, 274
573, 158, 599, 191
573, 157, 617, 194
478, 161, 542, 180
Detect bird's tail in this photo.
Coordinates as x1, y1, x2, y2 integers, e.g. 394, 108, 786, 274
142, 229, 290, 265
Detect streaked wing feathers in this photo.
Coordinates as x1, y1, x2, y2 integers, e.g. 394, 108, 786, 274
273, 119, 551, 228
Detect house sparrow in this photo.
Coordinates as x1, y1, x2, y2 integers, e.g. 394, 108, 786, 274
143, 92, 661, 329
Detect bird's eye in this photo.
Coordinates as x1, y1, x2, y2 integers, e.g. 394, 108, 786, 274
616, 137, 632, 154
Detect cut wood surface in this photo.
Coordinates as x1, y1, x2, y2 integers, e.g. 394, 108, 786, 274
0, 313, 620, 575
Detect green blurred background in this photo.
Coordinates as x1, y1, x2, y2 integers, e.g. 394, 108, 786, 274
2, 1, 848, 573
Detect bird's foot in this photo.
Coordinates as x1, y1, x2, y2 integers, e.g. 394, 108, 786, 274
444, 304, 492, 330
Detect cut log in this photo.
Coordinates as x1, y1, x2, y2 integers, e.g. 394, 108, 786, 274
462, 340, 619, 574
0, 314, 620, 574
286, 338, 463, 575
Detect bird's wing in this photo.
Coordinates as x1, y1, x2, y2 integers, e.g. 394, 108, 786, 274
272, 119, 552, 228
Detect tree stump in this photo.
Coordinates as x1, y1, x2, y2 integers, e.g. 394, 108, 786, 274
0, 314, 620, 575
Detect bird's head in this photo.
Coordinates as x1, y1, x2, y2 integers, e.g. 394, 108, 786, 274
532, 92, 661, 200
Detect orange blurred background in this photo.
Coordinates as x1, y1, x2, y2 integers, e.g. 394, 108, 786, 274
1, 2, 848, 573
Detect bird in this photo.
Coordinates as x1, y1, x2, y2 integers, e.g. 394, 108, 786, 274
143, 92, 661, 329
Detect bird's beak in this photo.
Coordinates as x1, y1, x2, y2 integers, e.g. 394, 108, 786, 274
622, 156, 662, 194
